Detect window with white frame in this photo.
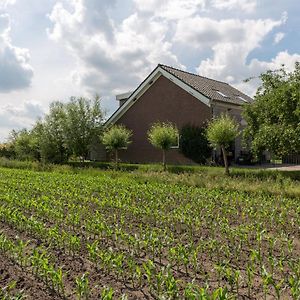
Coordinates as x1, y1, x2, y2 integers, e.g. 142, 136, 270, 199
237, 95, 248, 102
216, 90, 229, 98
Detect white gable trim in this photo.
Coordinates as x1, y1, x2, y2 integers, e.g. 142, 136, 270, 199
106, 66, 211, 126
159, 68, 211, 106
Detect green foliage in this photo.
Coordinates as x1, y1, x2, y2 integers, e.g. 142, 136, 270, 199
75, 273, 90, 300
36, 102, 70, 163
6, 95, 105, 164
0, 166, 299, 298
101, 287, 114, 300
207, 115, 239, 149
180, 124, 211, 164
0, 143, 16, 159
101, 125, 132, 152
0, 279, 26, 299
10, 129, 40, 161
64, 95, 104, 159
207, 115, 239, 174
147, 122, 179, 150
243, 62, 300, 157
147, 122, 179, 170
101, 125, 132, 167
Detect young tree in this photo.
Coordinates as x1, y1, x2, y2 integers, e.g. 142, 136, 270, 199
101, 125, 132, 168
207, 115, 239, 175
147, 122, 179, 171
243, 62, 300, 158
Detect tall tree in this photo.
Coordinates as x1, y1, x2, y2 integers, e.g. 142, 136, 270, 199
207, 115, 239, 175
6, 95, 105, 164
243, 62, 300, 158
37, 102, 70, 163
64, 95, 105, 160
147, 122, 179, 171
11, 129, 40, 161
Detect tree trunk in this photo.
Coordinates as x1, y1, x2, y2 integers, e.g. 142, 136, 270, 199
115, 149, 118, 169
162, 149, 166, 171
221, 145, 229, 175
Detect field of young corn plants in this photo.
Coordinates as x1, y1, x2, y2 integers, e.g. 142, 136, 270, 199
0, 167, 300, 299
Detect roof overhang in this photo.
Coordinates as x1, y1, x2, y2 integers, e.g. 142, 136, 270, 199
106, 66, 211, 126
212, 99, 245, 111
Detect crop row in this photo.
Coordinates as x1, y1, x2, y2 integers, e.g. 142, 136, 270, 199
0, 168, 300, 298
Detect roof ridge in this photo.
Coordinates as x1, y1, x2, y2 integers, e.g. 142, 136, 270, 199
158, 63, 229, 85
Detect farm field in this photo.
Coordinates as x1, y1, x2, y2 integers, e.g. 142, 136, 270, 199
0, 167, 300, 299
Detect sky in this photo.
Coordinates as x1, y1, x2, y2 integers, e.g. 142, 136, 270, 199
0, 0, 299, 141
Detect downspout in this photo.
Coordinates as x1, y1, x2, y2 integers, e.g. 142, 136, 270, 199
210, 100, 215, 118
210, 100, 216, 163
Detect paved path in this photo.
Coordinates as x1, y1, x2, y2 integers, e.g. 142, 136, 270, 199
234, 164, 300, 171
268, 165, 300, 171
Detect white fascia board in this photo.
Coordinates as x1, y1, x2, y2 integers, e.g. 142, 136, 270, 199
106, 66, 211, 126
159, 68, 211, 107
106, 69, 161, 126
212, 100, 244, 111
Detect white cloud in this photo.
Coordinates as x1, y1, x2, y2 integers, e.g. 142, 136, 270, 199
173, 13, 288, 95
249, 51, 300, 73
0, 0, 298, 142
133, 0, 206, 19
0, 13, 33, 92
133, 0, 257, 16
211, 0, 257, 13
0, 0, 16, 9
235, 51, 300, 96
48, 0, 183, 96
175, 17, 282, 49
273, 32, 285, 44
4, 101, 44, 120
0, 100, 44, 140
133, 0, 164, 12
47, 0, 297, 101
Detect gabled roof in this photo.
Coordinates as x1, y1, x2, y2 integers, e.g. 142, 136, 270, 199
159, 64, 253, 105
106, 64, 253, 125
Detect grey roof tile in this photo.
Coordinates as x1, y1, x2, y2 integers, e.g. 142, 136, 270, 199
159, 64, 253, 105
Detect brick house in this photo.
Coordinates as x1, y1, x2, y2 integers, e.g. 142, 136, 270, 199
100, 64, 253, 164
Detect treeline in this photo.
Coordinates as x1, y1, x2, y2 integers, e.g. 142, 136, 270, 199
1, 96, 104, 163
0, 94, 212, 167
1, 63, 299, 168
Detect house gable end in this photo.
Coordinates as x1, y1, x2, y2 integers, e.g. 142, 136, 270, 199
113, 75, 212, 163
106, 66, 211, 126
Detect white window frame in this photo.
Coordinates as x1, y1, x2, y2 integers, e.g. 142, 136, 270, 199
216, 90, 228, 98
237, 96, 248, 102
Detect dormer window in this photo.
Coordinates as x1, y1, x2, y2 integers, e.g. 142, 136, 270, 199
216, 90, 228, 98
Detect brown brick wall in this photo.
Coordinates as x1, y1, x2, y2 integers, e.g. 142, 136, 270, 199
115, 75, 212, 164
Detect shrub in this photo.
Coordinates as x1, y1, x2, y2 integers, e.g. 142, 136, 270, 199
180, 124, 211, 164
